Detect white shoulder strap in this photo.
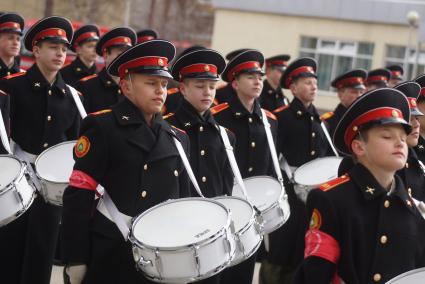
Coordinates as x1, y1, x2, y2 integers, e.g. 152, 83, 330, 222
0, 109, 11, 154
67, 84, 87, 119
320, 121, 339, 157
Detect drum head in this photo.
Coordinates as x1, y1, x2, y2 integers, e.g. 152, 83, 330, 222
0, 156, 21, 190
132, 198, 229, 248
35, 141, 76, 183
214, 196, 253, 231
386, 267, 425, 283
294, 157, 342, 187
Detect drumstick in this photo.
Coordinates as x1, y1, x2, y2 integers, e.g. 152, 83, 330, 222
320, 122, 339, 157
0, 109, 12, 154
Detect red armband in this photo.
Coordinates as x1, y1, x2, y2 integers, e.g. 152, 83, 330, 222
304, 228, 340, 264
69, 170, 98, 191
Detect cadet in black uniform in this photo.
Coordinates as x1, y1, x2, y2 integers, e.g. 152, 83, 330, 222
61, 24, 99, 87
321, 69, 367, 136
136, 29, 158, 44
259, 54, 290, 111
76, 27, 136, 113
387, 64, 404, 87
212, 49, 278, 284
0, 13, 24, 154
366, 68, 391, 91
414, 74, 425, 163
62, 39, 191, 284
294, 87, 425, 284
263, 58, 331, 284
0, 16, 79, 284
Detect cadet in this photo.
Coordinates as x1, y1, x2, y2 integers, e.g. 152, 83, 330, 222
366, 68, 391, 91
294, 87, 425, 283
0, 12, 24, 154
62, 39, 190, 284
76, 27, 136, 113
321, 69, 367, 136
414, 74, 425, 163
136, 29, 158, 44
387, 64, 404, 87
0, 16, 79, 284
61, 24, 99, 87
212, 49, 278, 284
259, 54, 290, 111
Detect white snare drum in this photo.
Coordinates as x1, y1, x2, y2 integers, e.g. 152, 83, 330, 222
293, 157, 343, 203
214, 196, 262, 266
130, 198, 235, 283
35, 141, 76, 206
232, 176, 290, 234
386, 267, 425, 283
0, 155, 36, 226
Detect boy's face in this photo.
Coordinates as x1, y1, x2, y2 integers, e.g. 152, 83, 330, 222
417, 101, 425, 134
33, 41, 67, 72
407, 115, 420, 147
338, 87, 365, 108
103, 45, 129, 68
266, 67, 283, 87
290, 76, 317, 105
0, 32, 21, 58
232, 72, 263, 100
76, 40, 98, 64
180, 78, 217, 113
352, 124, 408, 172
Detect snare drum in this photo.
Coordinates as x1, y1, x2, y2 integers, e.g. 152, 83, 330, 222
386, 267, 425, 283
293, 157, 343, 203
214, 196, 262, 266
232, 176, 290, 234
0, 155, 36, 226
35, 141, 76, 206
130, 198, 235, 283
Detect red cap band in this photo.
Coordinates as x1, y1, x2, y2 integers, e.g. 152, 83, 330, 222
420, 88, 425, 96
137, 35, 154, 43
228, 61, 261, 81
102, 36, 132, 52
74, 32, 98, 46
344, 107, 403, 148
118, 56, 168, 78
266, 60, 288, 67
33, 28, 67, 46
286, 66, 315, 87
367, 75, 388, 84
179, 63, 217, 80
0, 21, 21, 31
391, 71, 402, 77
336, 77, 365, 89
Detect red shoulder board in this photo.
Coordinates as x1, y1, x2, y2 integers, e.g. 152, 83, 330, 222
210, 102, 229, 115
172, 125, 186, 134
163, 112, 175, 119
273, 105, 289, 114
4, 71, 26, 80
167, 88, 179, 95
319, 175, 350, 192
262, 108, 277, 120
89, 109, 112, 116
320, 111, 334, 121
79, 74, 97, 82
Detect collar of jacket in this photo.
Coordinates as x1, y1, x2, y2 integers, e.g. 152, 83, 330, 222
174, 99, 218, 130
290, 97, 320, 119
27, 64, 67, 95
72, 56, 97, 75
228, 92, 263, 121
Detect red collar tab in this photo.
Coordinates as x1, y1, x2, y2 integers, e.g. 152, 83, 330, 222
118, 56, 168, 78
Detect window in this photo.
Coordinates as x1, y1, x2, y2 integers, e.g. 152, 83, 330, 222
299, 36, 374, 90
385, 44, 425, 80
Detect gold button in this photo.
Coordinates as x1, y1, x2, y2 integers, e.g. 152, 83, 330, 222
202, 176, 207, 182
48, 90, 52, 95
251, 142, 256, 148
107, 80, 111, 85
143, 164, 148, 170
141, 191, 147, 198
248, 117, 253, 123
310, 116, 314, 121
248, 167, 253, 172
43, 143, 48, 148
200, 150, 205, 156
311, 150, 315, 155
384, 200, 390, 208
6, 71, 10, 76
408, 188, 412, 196
297, 111, 302, 116
199, 126, 204, 132
406, 163, 409, 168
47, 115, 52, 121
373, 273, 381, 282
380, 235, 387, 244
311, 132, 316, 138
118, 89, 121, 94
174, 170, 178, 177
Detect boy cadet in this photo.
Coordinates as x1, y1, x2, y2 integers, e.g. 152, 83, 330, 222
0, 12, 24, 154
259, 54, 290, 111
61, 24, 99, 87
0, 16, 80, 284
294, 88, 425, 283
62, 39, 190, 284
321, 69, 367, 136
212, 49, 278, 284
136, 29, 158, 44
366, 68, 391, 91
413, 74, 425, 163
387, 65, 404, 87
76, 27, 136, 113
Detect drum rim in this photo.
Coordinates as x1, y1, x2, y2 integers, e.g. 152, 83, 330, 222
293, 156, 343, 186
0, 155, 26, 195
386, 267, 425, 283
130, 197, 232, 250
228, 231, 263, 267
35, 140, 77, 184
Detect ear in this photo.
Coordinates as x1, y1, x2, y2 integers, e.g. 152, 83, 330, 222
289, 82, 297, 95
179, 81, 187, 97
119, 78, 131, 98
32, 45, 41, 59
351, 138, 366, 157
231, 79, 238, 91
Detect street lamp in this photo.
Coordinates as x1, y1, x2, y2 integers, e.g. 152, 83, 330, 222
406, 10, 420, 79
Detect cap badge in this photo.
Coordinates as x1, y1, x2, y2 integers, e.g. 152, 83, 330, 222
57, 30, 63, 35
204, 65, 210, 72
158, 58, 164, 66
391, 110, 399, 118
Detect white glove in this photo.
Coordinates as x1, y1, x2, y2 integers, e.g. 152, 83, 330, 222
65, 264, 87, 284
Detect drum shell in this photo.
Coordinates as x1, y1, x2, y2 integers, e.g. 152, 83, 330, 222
0, 156, 36, 226
386, 267, 425, 284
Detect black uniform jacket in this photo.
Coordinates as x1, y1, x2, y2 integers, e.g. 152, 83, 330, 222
0, 64, 80, 155
215, 83, 236, 105
397, 148, 425, 202
62, 98, 191, 264
76, 67, 122, 114
414, 135, 425, 164
165, 99, 235, 197
294, 163, 425, 284
0, 57, 21, 78
61, 57, 97, 87
259, 79, 288, 111
322, 103, 347, 137
212, 94, 278, 178
274, 97, 331, 167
